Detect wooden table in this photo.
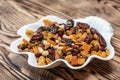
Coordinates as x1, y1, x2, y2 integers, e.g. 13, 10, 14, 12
0, 0, 120, 80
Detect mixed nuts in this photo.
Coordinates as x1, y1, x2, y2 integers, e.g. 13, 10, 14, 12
18, 19, 109, 66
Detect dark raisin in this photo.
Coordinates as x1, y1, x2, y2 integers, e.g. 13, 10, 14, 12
35, 53, 42, 57
58, 31, 64, 37
60, 56, 64, 59
49, 49, 55, 54
90, 28, 98, 34
49, 24, 59, 33
72, 49, 80, 56
91, 46, 99, 52
64, 20, 74, 30
50, 38, 56, 41
67, 20, 74, 28
99, 35, 106, 47
84, 33, 93, 44
37, 26, 46, 33
18, 45, 28, 50
100, 46, 106, 51
39, 44, 45, 49
61, 38, 73, 46
30, 33, 43, 43
72, 27, 79, 34
47, 55, 55, 61
77, 22, 89, 29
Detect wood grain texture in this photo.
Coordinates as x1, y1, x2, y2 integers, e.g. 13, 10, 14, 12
0, 0, 120, 80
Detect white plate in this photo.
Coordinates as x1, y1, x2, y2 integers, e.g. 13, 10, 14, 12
10, 15, 115, 69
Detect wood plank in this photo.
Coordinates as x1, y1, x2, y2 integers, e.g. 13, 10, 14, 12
0, 0, 120, 80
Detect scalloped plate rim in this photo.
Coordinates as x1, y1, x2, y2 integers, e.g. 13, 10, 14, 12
10, 15, 115, 69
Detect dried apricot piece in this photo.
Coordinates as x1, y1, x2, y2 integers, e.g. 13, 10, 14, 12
22, 39, 29, 45
71, 56, 78, 66
26, 29, 34, 38
81, 43, 92, 52
47, 39, 56, 46
33, 47, 39, 54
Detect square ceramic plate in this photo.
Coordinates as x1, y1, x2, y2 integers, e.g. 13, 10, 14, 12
10, 15, 115, 69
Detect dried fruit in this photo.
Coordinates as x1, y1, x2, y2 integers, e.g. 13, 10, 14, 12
77, 58, 85, 65
46, 58, 52, 64
84, 33, 93, 44
71, 56, 78, 66
30, 33, 43, 43
38, 56, 46, 66
42, 50, 49, 56
64, 20, 74, 30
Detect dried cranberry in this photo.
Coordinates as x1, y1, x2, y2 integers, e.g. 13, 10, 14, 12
37, 26, 46, 33
84, 33, 93, 44
49, 49, 55, 54
35, 53, 42, 57
30, 33, 43, 43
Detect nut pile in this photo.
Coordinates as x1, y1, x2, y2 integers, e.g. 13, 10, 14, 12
18, 19, 109, 66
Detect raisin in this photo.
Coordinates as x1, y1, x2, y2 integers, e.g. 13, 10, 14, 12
99, 35, 106, 48
77, 22, 89, 29
58, 31, 64, 37
84, 33, 93, 44
67, 20, 74, 28
72, 48, 80, 56
60, 56, 64, 59
18, 45, 28, 50
50, 38, 56, 41
37, 26, 46, 33
30, 33, 43, 43
90, 46, 99, 52
35, 53, 42, 57
49, 24, 59, 33
47, 55, 55, 61
100, 46, 106, 51
61, 38, 73, 46
90, 28, 98, 34
72, 27, 79, 34
64, 20, 74, 30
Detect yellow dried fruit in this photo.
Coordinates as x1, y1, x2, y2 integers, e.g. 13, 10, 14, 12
26, 29, 34, 38
90, 40, 100, 46
46, 58, 52, 64
65, 54, 72, 62
38, 56, 46, 66
81, 43, 92, 52
22, 39, 29, 45
71, 56, 78, 66
42, 50, 49, 56
77, 58, 85, 65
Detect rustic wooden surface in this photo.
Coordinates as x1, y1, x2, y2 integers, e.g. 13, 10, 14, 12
0, 0, 120, 80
